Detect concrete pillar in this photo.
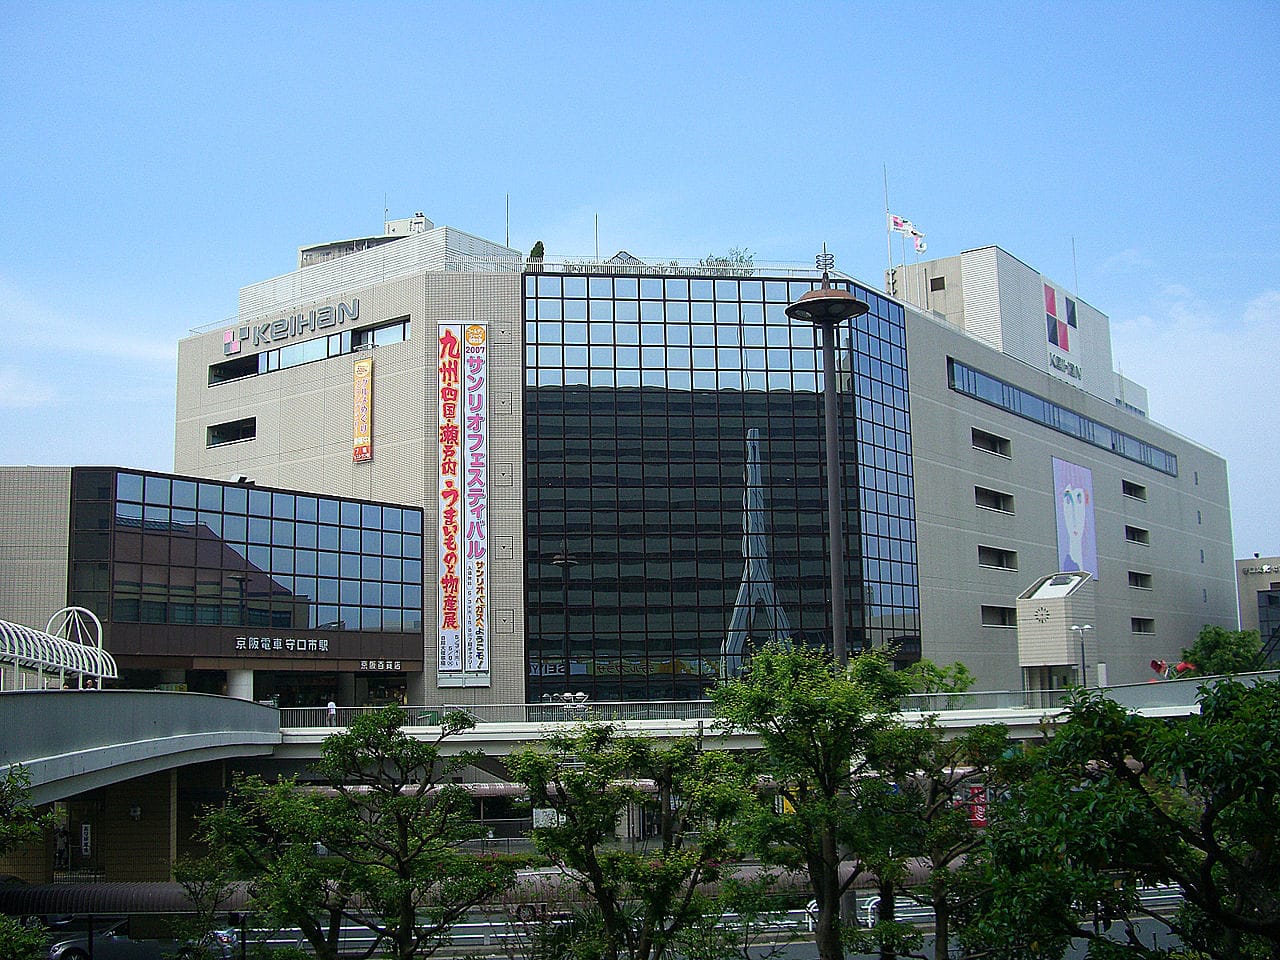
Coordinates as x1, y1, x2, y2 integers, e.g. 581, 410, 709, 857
227, 668, 254, 701
405, 670, 428, 707
103, 770, 177, 881
338, 672, 357, 706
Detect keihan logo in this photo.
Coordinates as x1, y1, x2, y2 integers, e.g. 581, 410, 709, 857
1044, 283, 1077, 352
224, 299, 360, 355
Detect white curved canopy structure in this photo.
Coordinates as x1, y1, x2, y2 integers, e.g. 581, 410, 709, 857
0, 609, 118, 690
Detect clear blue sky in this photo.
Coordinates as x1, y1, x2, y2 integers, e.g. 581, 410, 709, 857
2, 1, 1277, 557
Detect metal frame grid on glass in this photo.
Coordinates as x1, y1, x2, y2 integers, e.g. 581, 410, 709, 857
522, 271, 920, 700
67, 468, 424, 634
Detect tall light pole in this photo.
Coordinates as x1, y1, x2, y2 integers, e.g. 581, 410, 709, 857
785, 254, 869, 666
551, 547, 578, 687
1071, 623, 1094, 687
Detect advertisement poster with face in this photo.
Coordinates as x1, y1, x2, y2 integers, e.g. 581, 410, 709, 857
1053, 458, 1097, 577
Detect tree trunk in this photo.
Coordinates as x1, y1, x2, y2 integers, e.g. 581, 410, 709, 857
814, 900, 844, 960
933, 892, 950, 960
878, 876, 896, 960
812, 828, 845, 960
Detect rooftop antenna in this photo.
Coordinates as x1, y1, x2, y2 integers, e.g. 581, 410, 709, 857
1072, 236, 1080, 295
594, 213, 599, 262
506, 194, 510, 247
383, 193, 388, 231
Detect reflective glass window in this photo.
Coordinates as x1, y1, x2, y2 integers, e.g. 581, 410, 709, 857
171, 479, 197, 508
223, 486, 248, 514
247, 489, 271, 516
144, 475, 172, 505
117, 472, 144, 502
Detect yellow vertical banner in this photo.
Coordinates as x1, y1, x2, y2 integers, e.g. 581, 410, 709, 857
353, 357, 373, 462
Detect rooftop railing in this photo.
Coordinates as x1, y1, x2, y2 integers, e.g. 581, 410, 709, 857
190, 258, 841, 334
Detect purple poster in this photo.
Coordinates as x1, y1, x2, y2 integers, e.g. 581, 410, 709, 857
1053, 458, 1097, 578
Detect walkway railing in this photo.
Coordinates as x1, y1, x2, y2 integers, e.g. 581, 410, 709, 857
277, 672, 1280, 731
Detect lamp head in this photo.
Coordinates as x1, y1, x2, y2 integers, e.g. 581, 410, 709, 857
785, 271, 869, 325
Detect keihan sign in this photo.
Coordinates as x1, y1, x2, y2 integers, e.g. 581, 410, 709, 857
225, 299, 360, 355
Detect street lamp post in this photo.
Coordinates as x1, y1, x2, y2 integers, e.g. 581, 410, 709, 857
1071, 623, 1094, 687
551, 547, 578, 687
785, 255, 869, 666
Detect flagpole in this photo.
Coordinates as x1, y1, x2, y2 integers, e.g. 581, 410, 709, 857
883, 164, 892, 293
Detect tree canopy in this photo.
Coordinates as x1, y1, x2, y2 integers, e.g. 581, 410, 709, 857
0, 768, 51, 960
508, 723, 756, 960
202, 707, 513, 960
712, 642, 909, 960
1181, 624, 1263, 676
964, 678, 1280, 959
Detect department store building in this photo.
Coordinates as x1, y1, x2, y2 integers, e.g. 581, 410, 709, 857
0, 215, 1237, 705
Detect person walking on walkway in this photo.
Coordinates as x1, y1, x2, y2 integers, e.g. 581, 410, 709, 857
326, 698, 337, 726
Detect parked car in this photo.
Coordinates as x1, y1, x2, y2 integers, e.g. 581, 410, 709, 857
46, 918, 237, 960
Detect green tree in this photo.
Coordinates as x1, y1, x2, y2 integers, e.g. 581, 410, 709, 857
698, 247, 754, 277
528, 241, 546, 272
872, 719, 1009, 960
508, 724, 754, 960
900, 658, 976, 701
711, 642, 908, 960
172, 853, 238, 960
880, 658, 1010, 959
0, 768, 51, 960
962, 680, 1280, 959
1182, 624, 1263, 676
203, 707, 514, 960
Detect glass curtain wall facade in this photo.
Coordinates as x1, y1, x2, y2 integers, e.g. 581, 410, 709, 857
66, 468, 425, 694
1261, 590, 1280, 664
523, 271, 919, 701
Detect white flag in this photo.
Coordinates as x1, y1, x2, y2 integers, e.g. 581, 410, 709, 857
913, 235, 927, 254
888, 213, 914, 235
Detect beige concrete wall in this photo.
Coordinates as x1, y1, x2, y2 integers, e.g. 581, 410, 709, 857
0, 810, 54, 882
174, 271, 525, 706
102, 769, 177, 881
0, 466, 72, 631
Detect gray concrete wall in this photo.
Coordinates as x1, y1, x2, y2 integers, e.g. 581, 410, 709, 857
906, 305, 1237, 689
0, 689, 279, 804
